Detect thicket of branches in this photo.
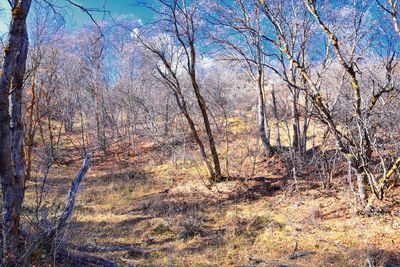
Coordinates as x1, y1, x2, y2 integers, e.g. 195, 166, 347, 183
0, 0, 399, 265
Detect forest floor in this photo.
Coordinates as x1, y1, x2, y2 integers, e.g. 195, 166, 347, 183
24, 121, 400, 267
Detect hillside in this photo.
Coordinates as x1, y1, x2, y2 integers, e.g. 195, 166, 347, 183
0, 0, 399, 266
24, 126, 400, 267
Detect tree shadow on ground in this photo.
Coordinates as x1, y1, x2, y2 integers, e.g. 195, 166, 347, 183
124, 175, 283, 219
245, 247, 400, 267
322, 248, 400, 267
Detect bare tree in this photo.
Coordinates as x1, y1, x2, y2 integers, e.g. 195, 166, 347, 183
376, 0, 400, 35
0, 1, 32, 263
0, 0, 106, 263
208, 0, 274, 156
258, 0, 400, 206
132, 0, 223, 181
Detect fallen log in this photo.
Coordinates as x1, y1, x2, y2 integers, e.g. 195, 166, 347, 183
57, 249, 119, 267
56, 153, 93, 232
288, 251, 316, 260
288, 240, 316, 260
46, 154, 92, 240
247, 256, 298, 267
71, 243, 151, 258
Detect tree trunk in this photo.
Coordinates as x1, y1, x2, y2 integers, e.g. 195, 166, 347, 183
355, 170, 367, 203
54, 154, 92, 235
172, 92, 215, 179
188, 59, 222, 180
349, 159, 368, 203
0, 0, 31, 264
191, 80, 222, 181
64, 106, 75, 133
26, 75, 36, 182
292, 91, 300, 152
271, 88, 281, 148
300, 94, 310, 156
164, 95, 170, 136
10, 13, 29, 257
187, 33, 222, 181
257, 81, 273, 156
95, 94, 105, 154
0, 85, 15, 265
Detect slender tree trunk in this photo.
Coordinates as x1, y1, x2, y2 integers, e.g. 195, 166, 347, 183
79, 110, 87, 156
64, 104, 75, 133
188, 59, 222, 180
95, 94, 103, 152
257, 75, 273, 156
164, 95, 170, 136
191, 80, 222, 181
390, 1, 400, 36
172, 92, 215, 179
292, 91, 300, 152
301, 94, 310, 155
184, 110, 215, 179
187, 33, 222, 181
0, 0, 31, 264
46, 98, 55, 159
271, 87, 281, 148
26, 75, 36, 182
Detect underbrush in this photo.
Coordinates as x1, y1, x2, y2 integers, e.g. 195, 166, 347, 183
20, 121, 400, 266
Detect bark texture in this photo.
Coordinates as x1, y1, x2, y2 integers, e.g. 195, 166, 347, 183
0, 0, 31, 264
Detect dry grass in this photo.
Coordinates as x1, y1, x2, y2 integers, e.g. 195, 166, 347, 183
23, 117, 400, 266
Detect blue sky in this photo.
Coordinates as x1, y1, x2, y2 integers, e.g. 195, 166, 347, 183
65, 0, 153, 25
0, 0, 153, 34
